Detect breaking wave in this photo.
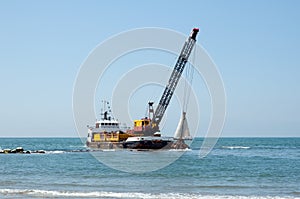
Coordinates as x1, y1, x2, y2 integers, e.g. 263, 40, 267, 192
0, 189, 298, 199
221, 146, 251, 150
169, 148, 192, 152
46, 150, 66, 154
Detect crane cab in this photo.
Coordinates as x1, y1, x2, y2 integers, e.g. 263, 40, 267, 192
133, 118, 151, 132
132, 117, 158, 136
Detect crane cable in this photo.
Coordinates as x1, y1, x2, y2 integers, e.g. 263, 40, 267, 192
182, 45, 196, 112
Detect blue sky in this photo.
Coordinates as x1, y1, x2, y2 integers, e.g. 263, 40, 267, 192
0, 1, 299, 137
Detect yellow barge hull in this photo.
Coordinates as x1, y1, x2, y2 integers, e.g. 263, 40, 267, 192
86, 141, 124, 149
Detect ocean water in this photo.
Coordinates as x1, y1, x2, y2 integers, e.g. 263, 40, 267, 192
0, 137, 299, 199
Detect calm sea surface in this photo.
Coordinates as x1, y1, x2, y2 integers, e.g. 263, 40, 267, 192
0, 137, 299, 199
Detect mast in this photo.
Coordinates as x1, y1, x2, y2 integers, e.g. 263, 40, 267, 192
152, 28, 199, 129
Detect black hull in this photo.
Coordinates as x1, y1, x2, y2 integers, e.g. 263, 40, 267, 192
123, 140, 172, 150
86, 139, 188, 150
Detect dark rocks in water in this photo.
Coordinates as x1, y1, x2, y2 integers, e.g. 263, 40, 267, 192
36, 150, 45, 154
16, 147, 24, 153
0, 147, 45, 154
10, 147, 24, 153
10, 149, 17, 153
29, 150, 45, 154
170, 139, 189, 149
0, 149, 12, 154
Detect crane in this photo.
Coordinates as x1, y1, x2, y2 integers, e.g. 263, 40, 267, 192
152, 28, 199, 127
132, 28, 199, 136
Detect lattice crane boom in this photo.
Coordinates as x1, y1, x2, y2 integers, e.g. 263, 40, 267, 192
152, 28, 199, 128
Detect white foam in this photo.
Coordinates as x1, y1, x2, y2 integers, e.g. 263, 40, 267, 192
222, 146, 251, 150
46, 150, 65, 154
169, 148, 192, 152
102, 149, 116, 152
0, 189, 298, 199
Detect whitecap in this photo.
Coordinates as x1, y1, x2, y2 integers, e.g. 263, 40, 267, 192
169, 148, 192, 152
222, 146, 250, 150
0, 189, 297, 199
46, 150, 65, 154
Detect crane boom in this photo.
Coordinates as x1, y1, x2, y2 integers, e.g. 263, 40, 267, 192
152, 28, 199, 127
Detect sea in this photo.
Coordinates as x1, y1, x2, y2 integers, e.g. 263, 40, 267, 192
0, 137, 299, 199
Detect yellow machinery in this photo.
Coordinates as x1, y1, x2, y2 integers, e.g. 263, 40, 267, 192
92, 131, 132, 142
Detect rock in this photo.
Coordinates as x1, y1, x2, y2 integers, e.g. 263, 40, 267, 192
0, 147, 44, 154
170, 139, 189, 149
3, 149, 11, 154
16, 147, 24, 153
37, 150, 45, 154
10, 149, 17, 153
